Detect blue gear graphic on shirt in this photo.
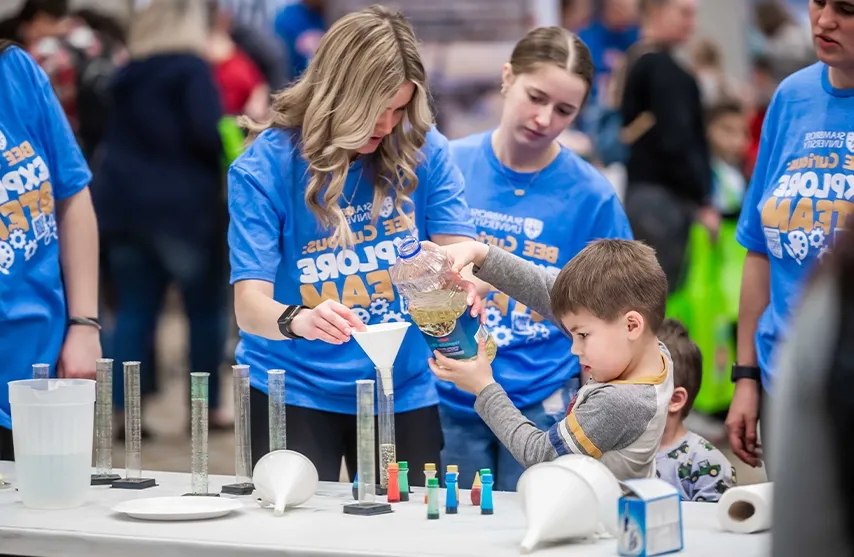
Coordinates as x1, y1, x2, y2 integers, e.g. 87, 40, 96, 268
381, 311, 405, 323
352, 307, 371, 324
492, 325, 513, 347
369, 297, 390, 315
808, 226, 826, 248
484, 306, 502, 328
8, 229, 26, 250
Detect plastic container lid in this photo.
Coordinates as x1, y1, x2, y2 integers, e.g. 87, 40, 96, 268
427, 478, 439, 487
398, 461, 408, 469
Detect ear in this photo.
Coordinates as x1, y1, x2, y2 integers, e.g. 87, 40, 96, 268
668, 386, 688, 415
625, 310, 645, 340
501, 63, 515, 93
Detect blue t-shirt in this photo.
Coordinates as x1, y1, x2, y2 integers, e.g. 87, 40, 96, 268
736, 63, 854, 390
0, 47, 92, 429
228, 126, 477, 414
578, 21, 640, 107
274, 2, 326, 81
438, 131, 634, 418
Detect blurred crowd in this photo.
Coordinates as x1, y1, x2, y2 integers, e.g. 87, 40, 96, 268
0, 0, 818, 439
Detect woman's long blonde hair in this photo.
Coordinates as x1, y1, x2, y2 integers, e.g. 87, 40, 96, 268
241, 5, 434, 249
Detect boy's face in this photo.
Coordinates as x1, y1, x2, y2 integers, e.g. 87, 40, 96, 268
561, 309, 643, 383
708, 112, 748, 164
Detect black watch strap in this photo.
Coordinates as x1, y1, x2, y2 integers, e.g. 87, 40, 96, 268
69, 316, 102, 330
278, 305, 307, 340
731, 364, 761, 383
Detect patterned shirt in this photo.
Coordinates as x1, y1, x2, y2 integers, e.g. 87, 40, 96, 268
655, 431, 736, 502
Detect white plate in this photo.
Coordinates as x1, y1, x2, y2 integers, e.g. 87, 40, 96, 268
113, 496, 243, 521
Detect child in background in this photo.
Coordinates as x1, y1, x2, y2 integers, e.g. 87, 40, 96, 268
707, 101, 749, 218
430, 239, 673, 481
655, 319, 736, 502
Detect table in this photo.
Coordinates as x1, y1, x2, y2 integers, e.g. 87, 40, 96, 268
0, 462, 769, 557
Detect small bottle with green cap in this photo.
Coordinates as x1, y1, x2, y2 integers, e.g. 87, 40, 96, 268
426, 477, 440, 519
398, 461, 410, 502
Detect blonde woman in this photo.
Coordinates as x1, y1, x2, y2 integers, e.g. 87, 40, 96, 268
229, 5, 477, 481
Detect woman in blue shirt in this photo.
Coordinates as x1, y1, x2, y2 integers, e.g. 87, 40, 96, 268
440, 27, 633, 491
725, 0, 854, 470
228, 6, 477, 482
0, 41, 102, 460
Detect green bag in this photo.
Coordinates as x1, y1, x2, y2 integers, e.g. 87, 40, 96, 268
219, 116, 246, 167
665, 220, 746, 415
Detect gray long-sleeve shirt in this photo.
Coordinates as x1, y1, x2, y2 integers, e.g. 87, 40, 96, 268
471, 247, 674, 480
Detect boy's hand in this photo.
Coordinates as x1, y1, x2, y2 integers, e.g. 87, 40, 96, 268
428, 339, 495, 396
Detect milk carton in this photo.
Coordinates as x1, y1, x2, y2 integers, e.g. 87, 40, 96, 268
618, 478, 683, 556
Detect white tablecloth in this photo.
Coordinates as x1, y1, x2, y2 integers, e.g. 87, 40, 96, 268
0, 462, 769, 557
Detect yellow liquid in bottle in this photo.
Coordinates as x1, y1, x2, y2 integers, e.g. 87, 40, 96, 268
407, 290, 497, 362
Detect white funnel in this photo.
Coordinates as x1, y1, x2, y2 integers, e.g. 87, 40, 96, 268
252, 450, 318, 516
351, 322, 410, 395
517, 463, 599, 553
550, 455, 623, 538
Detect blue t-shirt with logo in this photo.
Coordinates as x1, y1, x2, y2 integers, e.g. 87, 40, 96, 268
274, 2, 326, 81
0, 47, 92, 430
228, 126, 476, 414
736, 62, 854, 390
438, 131, 634, 418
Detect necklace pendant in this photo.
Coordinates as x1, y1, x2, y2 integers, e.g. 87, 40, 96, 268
343, 206, 355, 217
514, 189, 526, 197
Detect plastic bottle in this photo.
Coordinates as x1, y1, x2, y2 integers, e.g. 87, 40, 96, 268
427, 477, 440, 519
398, 461, 410, 502
390, 236, 496, 362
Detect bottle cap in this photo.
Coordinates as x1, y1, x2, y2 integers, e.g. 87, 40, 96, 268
427, 478, 439, 487
396, 236, 421, 259
482, 473, 494, 483
388, 463, 399, 471
447, 464, 458, 473
479, 468, 492, 476
425, 463, 436, 471
398, 461, 408, 469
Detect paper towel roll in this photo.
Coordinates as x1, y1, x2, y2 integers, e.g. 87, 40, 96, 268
717, 482, 773, 534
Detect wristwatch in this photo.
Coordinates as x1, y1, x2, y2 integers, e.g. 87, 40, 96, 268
68, 316, 102, 330
731, 364, 761, 383
277, 305, 307, 340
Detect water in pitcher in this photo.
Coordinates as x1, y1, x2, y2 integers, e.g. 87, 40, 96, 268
16, 453, 91, 509
390, 237, 496, 361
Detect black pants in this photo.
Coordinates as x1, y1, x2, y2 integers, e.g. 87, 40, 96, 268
249, 387, 443, 485
624, 183, 695, 294
0, 427, 13, 461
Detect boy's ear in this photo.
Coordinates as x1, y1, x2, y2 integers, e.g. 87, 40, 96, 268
625, 310, 645, 340
669, 387, 688, 415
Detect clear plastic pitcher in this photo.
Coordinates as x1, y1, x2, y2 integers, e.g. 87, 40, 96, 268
9, 378, 96, 509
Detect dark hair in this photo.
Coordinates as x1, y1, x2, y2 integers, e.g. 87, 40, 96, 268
639, 0, 671, 16
705, 99, 743, 127
550, 239, 668, 334
509, 26, 595, 106
19, 0, 69, 22
658, 319, 703, 418
754, 1, 792, 37
73, 9, 127, 45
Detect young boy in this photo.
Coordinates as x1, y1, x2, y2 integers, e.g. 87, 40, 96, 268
655, 319, 736, 502
429, 239, 673, 481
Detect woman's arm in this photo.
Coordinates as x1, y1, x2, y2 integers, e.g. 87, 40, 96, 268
56, 187, 101, 378
234, 280, 364, 344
